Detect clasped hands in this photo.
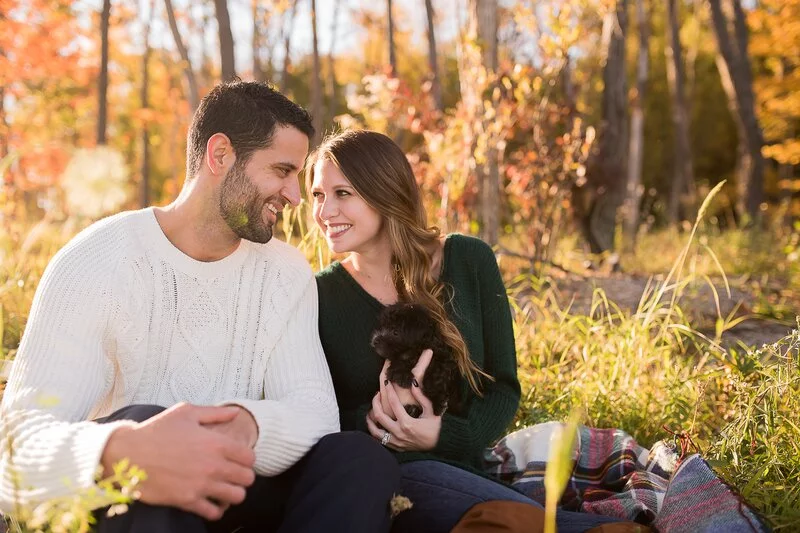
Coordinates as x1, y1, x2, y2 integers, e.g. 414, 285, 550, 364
366, 349, 443, 452
101, 402, 259, 521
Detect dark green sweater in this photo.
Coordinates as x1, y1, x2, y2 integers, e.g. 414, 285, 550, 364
315, 233, 521, 472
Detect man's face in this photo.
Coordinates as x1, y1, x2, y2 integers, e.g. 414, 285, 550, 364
219, 126, 309, 244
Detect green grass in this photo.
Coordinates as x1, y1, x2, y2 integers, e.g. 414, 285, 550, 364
0, 218, 77, 360
707, 327, 800, 528
510, 273, 799, 529
505, 187, 800, 529
511, 284, 720, 444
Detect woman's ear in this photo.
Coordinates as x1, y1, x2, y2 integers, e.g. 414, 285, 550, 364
205, 133, 235, 176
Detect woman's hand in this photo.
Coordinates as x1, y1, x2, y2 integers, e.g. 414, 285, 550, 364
366, 350, 442, 452
376, 359, 416, 416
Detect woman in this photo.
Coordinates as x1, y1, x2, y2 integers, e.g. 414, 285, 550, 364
308, 130, 619, 532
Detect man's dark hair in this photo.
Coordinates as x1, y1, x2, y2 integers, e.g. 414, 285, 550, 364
185, 79, 314, 178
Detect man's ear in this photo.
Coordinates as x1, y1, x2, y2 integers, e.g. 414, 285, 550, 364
205, 133, 236, 176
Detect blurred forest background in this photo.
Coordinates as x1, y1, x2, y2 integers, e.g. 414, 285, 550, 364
1, 0, 799, 528
1, 0, 799, 245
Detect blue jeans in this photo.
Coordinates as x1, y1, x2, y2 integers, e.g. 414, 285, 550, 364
392, 460, 621, 533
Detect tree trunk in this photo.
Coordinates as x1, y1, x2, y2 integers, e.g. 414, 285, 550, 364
472, 0, 499, 70
164, 0, 200, 110
585, 0, 628, 256
665, 0, 695, 224
141, 0, 155, 208
0, 83, 6, 160
686, 0, 701, 101
97, 0, 111, 145
280, 1, 299, 93
469, 0, 500, 245
327, 0, 342, 123
387, 0, 397, 74
623, 0, 648, 251
0, 14, 8, 160
424, 0, 443, 111
252, 0, 266, 82
214, 0, 235, 80
562, 56, 577, 126
310, 0, 323, 147
708, 0, 765, 222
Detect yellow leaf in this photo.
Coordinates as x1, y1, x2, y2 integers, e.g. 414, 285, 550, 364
544, 408, 582, 533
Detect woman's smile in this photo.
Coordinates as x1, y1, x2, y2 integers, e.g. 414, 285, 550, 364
326, 223, 352, 239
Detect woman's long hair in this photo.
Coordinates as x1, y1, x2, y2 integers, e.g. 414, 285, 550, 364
306, 129, 490, 394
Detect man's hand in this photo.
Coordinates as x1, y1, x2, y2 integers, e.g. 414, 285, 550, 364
204, 405, 259, 448
101, 403, 256, 521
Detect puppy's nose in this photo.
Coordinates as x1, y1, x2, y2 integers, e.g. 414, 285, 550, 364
404, 404, 423, 419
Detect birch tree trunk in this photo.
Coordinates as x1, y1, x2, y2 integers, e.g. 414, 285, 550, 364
623, 0, 648, 251
709, 0, 765, 222
665, 0, 695, 224
469, 0, 500, 245
471, 0, 498, 70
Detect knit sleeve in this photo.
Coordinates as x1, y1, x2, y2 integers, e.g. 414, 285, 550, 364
0, 238, 131, 512
226, 273, 340, 476
433, 240, 521, 464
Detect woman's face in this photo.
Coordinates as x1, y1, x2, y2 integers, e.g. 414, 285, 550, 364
310, 159, 386, 255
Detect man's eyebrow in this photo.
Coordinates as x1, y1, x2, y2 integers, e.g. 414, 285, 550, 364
270, 161, 299, 172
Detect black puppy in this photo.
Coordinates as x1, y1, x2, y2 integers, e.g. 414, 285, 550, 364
370, 303, 459, 418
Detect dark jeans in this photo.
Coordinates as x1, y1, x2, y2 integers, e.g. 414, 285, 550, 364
392, 460, 622, 533
93, 405, 400, 533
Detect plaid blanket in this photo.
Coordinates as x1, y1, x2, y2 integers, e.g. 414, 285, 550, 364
483, 423, 769, 532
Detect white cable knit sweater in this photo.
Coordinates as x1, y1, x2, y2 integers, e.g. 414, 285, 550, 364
0, 208, 339, 511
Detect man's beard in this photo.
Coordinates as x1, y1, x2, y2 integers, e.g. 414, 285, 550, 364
218, 162, 274, 244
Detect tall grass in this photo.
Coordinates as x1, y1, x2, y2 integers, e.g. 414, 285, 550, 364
514, 282, 799, 528
511, 185, 799, 529
708, 325, 800, 528
0, 218, 78, 361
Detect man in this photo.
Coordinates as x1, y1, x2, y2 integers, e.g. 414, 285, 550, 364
0, 81, 400, 532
